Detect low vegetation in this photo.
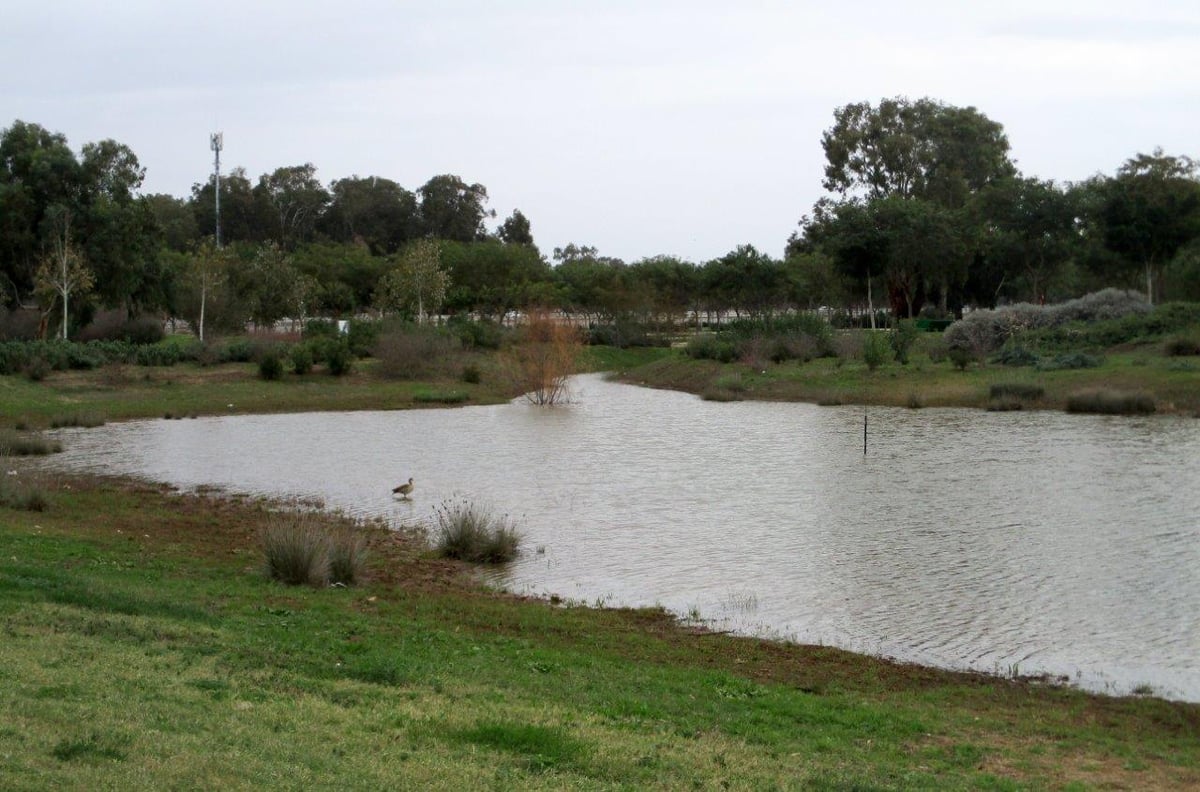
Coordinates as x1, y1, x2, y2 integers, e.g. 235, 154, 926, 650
0, 430, 62, 456
261, 514, 369, 586
1066, 389, 1157, 415
432, 499, 522, 563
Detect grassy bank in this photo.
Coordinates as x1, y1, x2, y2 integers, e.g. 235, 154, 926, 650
0, 343, 670, 429
618, 346, 1200, 415
1, 471, 1197, 789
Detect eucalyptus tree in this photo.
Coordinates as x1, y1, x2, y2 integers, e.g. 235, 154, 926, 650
976, 177, 1081, 303
33, 208, 93, 339
418, 175, 493, 242
496, 209, 535, 246
255, 163, 329, 250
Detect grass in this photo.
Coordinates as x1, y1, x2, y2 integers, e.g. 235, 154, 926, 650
0, 471, 1198, 789
432, 499, 521, 563
0, 429, 62, 456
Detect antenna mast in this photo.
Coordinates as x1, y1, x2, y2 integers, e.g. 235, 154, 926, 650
209, 132, 223, 247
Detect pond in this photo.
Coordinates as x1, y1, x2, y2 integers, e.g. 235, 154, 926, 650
43, 374, 1200, 701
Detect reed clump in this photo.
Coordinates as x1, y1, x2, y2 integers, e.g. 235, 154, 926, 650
261, 515, 369, 586
433, 499, 521, 563
1065, 389, 1156, 415
0, 430, 62, 456
989, 383, 1045, 401
0, 477, 49, 511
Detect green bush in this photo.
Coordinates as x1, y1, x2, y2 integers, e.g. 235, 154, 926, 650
890, 320, 920, 364
948, 347, 973, 371
991, 344, 1040, 367
346, 319, 381, 357
258, 351, 285, 381
433, 500, 521, 563
686, 333, 736, 363
451, 318, 507, 350
1036, 352, 1103, 371
326, 341, 353, 376
461, 363, 481, 384
861, 331, 890, 371
290, 344, 314, 375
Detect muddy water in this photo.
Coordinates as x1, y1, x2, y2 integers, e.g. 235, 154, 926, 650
45, 374, 1200, 700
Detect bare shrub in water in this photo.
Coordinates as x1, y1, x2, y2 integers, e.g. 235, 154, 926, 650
501, 309, 581, 406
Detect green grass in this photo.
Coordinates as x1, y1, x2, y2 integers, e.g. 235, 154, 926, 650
0, 473, 1196, 789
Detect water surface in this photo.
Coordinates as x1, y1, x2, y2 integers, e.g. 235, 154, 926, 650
45, 374, 1200, 700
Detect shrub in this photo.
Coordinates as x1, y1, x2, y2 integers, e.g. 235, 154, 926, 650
327, 526, 369, 586
1036, 352, 1103, 371
262, 516, 368, 586
24, 357, 51, 381
686, 333, 737, 363
433, 500, 521, 563
326, 341, 354, 376
991, 344, 1039, 367
120, 317, 166, 345
1066, 389, 1156, 415
134, 343, 184, 367
1164, 336, 1200, 357
0, 478, 49, 511
948, 347, 973, 371
219, 338, 255, 363
290, 344, 314, 375
346, 318, 381, 357
262, 516, 330, 586
861, 331, 890, 371
461, 363, 481, 384
49, 412, 106, 429
501, 311, 581, 405
945, 289, 1151, 356
451, 318, 507, 350
0, 430, 63, 456
373, 324, 462, 379
989, 383, 1045, 401
258, 351, 285, 380
890, 320, 920, 364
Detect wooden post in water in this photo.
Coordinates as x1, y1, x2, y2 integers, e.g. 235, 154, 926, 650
863, 412, 868, 455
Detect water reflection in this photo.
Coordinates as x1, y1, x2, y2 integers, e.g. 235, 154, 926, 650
45, 374, 1200, 700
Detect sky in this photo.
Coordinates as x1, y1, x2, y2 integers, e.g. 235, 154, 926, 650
3, 1, 1199, 263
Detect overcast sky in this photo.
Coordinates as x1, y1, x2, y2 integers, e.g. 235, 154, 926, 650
4, 1, 1198, 262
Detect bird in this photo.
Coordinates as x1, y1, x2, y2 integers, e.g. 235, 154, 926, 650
392, 477, 414, 499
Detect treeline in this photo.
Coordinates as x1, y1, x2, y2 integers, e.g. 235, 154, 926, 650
3, 102, 1200, 342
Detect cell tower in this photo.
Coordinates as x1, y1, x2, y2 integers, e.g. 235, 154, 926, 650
210, 132, 223, 247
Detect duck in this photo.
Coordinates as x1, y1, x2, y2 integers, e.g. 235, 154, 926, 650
392, 477, 415, 499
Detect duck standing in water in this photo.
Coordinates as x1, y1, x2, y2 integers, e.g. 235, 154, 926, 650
392, 478, 415, 499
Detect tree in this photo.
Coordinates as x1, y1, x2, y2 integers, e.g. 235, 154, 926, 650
190, 167, 270, 245
320, 175, 419, 254
375, 239, 449, 323
440, 239, 551, 320
976, 177, 1081, 303
1091, 149, 1200, 303
0, 121, 83, 306
821, 96, 1015, 208
255, 163, 329, 249
701, 245, 787, 319
186, 238, 231, 343
418, 175, 493, 241
33, 209, 93, 340
497, 209, 534, 246
144, 193, 200, 252
244, 243, 313, 329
